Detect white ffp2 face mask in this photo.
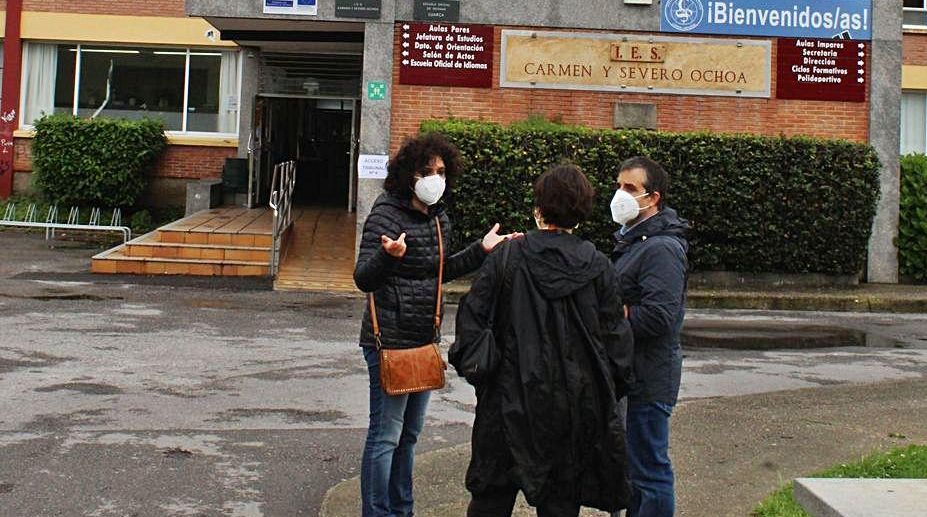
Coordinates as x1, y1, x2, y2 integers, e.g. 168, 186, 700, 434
610, 189, 650, 225
414, 175, 446, 206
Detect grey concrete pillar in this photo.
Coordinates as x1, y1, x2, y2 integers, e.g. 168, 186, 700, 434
356, 21, 395, 247
867, 0, 902, 283
237, 46, 260, 159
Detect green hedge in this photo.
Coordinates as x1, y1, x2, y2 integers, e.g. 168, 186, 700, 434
900, 154, 927, 282
32, 114, 168, 208
423, 119, 881, 275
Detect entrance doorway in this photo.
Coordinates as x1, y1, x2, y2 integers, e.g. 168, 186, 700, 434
250, 95, 360, 211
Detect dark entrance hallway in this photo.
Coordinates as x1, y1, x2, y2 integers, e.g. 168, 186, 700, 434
254, 96, 358, 209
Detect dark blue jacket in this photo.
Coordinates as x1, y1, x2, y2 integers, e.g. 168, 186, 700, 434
611, 208, 689, 404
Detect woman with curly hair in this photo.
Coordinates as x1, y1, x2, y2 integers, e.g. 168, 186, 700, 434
354, 133, 517, 516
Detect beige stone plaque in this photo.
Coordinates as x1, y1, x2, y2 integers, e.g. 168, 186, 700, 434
501, 30, 771, 97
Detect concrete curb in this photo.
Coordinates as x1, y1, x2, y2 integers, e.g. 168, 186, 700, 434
685, 290, 927, 313
443, 281, 927, 313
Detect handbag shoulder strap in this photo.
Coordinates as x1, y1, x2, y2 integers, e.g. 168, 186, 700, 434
368, 293, 382, 350
368, 216, 445, 350
433, 216, 445, 337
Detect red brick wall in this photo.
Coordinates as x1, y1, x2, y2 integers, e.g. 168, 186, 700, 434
13, 138, 32, 173
391, 25, 870, 152
22, 0, 186, 17
155, 145, 236, 179
12, 138, 234, 179
903, 33, 927, 65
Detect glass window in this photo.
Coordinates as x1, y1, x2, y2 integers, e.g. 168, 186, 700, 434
905, 0, 927, 28
54, 46, 75, 115
905, 10, 927, 27
77, 47, 185, 131
188, 51, 241, 134
187, 53, 222, 132
901, 92, 926, 155
21, 43, 240, 135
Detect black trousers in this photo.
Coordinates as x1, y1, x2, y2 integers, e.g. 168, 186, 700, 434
467, 487, 581, 517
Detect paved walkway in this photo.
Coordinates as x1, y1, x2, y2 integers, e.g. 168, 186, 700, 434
3, 230, 927, 516
322, 378, 927, 516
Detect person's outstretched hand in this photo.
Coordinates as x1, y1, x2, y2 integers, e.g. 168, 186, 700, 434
381, 232, 407, 258
481, 223, 523, 252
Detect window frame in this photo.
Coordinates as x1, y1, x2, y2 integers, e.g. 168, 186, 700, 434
901, 90, 927, 155
904, 2, 927, 30
20, 42, 241, 137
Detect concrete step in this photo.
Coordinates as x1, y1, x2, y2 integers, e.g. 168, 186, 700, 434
795, 478, 927, 517
90, 209, 275, 278
273, 279, 357, 292
92, 247, 270, 276
124, 234, 271, 262
157, 229, 273, 248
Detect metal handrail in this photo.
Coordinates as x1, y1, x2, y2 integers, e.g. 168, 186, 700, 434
269, 160, 297, 276
0, 203, 131, 243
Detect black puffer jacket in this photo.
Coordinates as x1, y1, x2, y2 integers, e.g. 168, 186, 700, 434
355, 193, 487, 349
456, 231, 634, 512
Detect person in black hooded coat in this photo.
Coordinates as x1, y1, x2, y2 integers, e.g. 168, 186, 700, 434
454, 163, 634, 516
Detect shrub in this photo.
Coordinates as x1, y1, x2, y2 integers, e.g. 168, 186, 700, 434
129, 209, 154, 235
900, 154, 927, 282
31, 114, 168, 208
423, 119, 881, 276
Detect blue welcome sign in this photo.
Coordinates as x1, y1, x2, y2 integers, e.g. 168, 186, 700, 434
264, 0, 317, 15
661, 0, 872, 41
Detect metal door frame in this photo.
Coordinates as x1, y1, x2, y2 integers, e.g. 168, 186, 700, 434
348, 98, 360, 213
249, 93, 360, 211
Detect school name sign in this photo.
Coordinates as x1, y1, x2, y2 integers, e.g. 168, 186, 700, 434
501, 30, 771, 98
661, 0, 872, 41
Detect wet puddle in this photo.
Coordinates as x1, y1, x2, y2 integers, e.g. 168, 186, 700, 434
682, 322, 907, 350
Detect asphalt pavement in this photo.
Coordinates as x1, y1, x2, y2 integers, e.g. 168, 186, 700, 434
1, 229, 926, 517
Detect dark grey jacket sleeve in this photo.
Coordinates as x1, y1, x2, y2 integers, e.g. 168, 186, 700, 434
445, 239, 488, 283
628, 238, 687, 340
353, 208, 401, 293
441, 218, 487, 282
597, 264, 634, 396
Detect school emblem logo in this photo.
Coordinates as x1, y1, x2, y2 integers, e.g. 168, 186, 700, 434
664, 0, 704, 32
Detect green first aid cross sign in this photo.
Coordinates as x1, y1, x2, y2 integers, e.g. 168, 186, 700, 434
368, 81, 388, 100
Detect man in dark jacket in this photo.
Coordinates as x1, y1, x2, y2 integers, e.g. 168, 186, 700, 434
609, 156, 689, 517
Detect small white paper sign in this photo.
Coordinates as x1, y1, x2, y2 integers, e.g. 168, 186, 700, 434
358, 154, 389, 179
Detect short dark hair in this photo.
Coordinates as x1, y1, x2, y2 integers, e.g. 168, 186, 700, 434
384, 133, 462, 199
533, 162, 596, 229
619, 156, 669, 208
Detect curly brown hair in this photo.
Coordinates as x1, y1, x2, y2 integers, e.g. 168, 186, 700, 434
384, 133, 462, 199
534, 162, 596, 228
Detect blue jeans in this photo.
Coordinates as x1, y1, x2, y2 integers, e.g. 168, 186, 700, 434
626, 401, 675, 517
361, 347, 431, 517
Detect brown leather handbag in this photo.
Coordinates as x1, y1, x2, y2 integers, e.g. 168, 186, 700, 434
369, 216, 447, 396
